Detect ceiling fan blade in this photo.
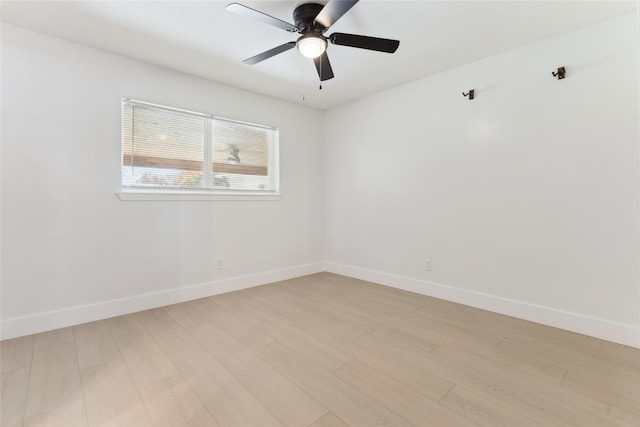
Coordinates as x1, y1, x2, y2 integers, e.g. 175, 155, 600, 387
226, 3, 297, 32
330, 32, 399, 53
243, 42, 296, 65
314, 0, 359, 29
313, 52, 335, 81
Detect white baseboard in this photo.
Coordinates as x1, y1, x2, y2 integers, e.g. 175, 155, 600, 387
4, 261, 638, 348
0, 262, 324, 340
323, 261, 640, 349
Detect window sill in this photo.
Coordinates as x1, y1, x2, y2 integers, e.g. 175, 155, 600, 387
117, 190, 282, 201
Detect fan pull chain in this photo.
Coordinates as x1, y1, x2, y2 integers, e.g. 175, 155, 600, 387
319, 57, 323, 90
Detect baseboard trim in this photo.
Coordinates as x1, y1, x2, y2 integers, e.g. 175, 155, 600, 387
323, 261, 640, 348
0, 262, 324, 340
4, 261, 638, 348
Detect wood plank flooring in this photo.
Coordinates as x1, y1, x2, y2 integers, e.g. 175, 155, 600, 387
2, 272, 639, 426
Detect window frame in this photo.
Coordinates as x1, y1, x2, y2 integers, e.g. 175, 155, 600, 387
118, 98, 280, 201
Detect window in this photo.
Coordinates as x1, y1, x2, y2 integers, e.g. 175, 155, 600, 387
121, 99, 278, 195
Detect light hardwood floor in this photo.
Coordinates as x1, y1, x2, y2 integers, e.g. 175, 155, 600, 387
2, 273, 639, 426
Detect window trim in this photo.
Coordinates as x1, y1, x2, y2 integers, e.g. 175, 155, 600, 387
119, 98, 280, 199
117, 189, 282, 201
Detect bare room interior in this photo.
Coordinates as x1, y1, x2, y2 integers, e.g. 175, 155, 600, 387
1, 0, 639, 426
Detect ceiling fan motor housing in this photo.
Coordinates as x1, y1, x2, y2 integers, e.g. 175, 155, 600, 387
293, 3, 326, 33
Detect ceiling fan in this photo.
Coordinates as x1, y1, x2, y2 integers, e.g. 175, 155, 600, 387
226, 0, 400, 82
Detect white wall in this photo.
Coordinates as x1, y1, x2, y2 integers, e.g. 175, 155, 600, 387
1, 23, 325, 338
324, 12, 640, 347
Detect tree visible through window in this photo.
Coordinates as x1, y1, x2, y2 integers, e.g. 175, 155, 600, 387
121, 99, 278, 193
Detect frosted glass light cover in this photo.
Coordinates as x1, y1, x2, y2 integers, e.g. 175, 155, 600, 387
297, 36, 327, 59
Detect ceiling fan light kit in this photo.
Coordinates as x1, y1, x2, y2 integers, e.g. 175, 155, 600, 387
226, 0, 400, 82
297, 34, 327, 59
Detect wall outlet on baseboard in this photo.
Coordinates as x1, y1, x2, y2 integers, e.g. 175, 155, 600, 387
424, 259, 432, 271
215, 257, 223, 270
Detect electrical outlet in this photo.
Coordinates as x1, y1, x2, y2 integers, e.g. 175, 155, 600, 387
424, 259, 432, 271
215, 257, 223, 270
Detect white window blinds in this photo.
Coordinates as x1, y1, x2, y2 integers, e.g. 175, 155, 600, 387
122, 99, 278, 193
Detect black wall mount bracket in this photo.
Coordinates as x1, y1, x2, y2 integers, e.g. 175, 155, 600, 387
552, 66, 566, 79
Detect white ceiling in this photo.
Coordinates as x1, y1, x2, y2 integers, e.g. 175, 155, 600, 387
1, 0, 636, 109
